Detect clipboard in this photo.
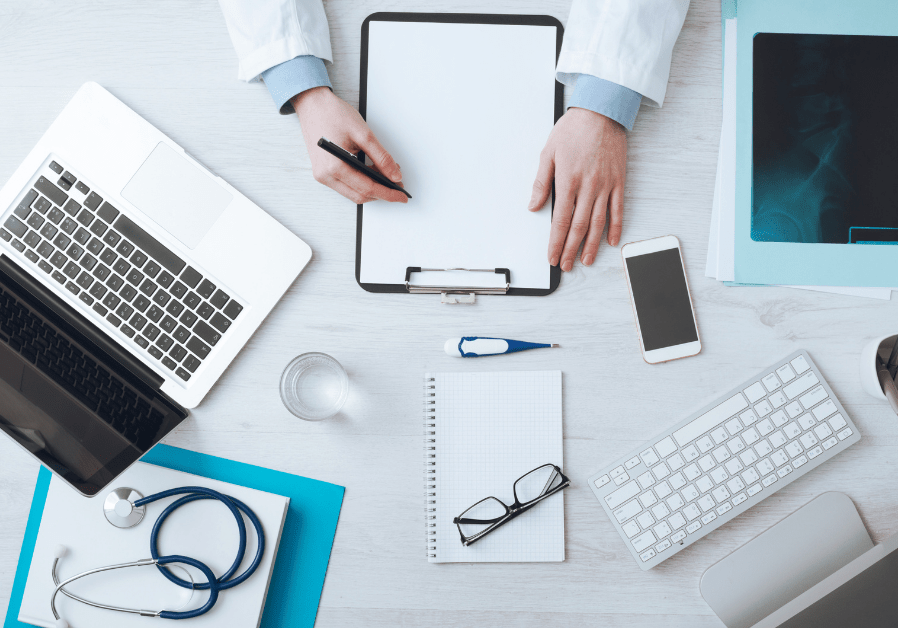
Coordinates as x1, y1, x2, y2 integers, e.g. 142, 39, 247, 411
356, 13, 563, 300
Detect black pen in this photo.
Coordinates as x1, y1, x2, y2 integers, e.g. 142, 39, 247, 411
316, 137, 411, 198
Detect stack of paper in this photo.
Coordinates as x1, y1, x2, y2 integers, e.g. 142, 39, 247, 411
704, 18, 893, 300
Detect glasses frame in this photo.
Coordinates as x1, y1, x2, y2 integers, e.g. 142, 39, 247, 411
452, 463, 571, 546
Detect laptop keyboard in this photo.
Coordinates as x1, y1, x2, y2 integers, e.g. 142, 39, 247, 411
0, 285, 163, 449
0, 159, 244, 384
588, 351, 861, 570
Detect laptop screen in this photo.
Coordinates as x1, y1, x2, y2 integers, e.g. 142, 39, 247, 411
0, 257, 187, 496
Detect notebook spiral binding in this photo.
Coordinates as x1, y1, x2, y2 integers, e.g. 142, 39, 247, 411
424, 377, 437, 558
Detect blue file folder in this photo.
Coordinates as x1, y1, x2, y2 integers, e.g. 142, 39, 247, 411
3, 444, 344, 628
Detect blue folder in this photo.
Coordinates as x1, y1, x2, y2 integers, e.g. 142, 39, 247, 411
3, 444, 344, 628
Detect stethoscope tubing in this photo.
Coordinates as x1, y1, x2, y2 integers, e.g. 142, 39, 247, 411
51, 486, 264, 622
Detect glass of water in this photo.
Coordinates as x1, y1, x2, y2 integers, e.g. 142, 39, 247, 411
279, 353, 349, 421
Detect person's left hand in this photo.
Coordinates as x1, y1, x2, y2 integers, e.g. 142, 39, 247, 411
528, 107, 628, 271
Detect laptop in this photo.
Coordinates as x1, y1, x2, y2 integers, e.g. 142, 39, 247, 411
0, 82, 311, 495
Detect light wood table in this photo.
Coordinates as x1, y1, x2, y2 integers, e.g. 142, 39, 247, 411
1, 1, 896, 626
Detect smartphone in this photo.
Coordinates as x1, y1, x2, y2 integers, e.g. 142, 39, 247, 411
621, 235, 701, 364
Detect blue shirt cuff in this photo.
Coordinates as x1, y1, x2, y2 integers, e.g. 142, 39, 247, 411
569, 74, 643, 131
261, 55, 332, 115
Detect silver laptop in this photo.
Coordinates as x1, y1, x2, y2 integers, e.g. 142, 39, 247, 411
0, 82, 310, 494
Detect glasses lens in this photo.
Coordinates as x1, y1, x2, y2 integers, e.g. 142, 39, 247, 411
456, 497, 507, 538
514, 465, 564, 504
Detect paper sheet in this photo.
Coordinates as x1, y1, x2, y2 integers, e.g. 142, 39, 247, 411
359, 21, 555, 290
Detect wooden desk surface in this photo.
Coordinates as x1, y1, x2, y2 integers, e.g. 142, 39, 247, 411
1, 1, 896, 626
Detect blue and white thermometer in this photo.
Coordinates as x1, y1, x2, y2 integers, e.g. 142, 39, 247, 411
444, 337, 560, 358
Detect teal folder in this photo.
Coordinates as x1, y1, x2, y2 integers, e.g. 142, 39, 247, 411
734, 0, 898, 286
3, 444, 344, 628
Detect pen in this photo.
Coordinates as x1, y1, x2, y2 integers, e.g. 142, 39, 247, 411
317, 137, 411, 198
444, 337, 560, 358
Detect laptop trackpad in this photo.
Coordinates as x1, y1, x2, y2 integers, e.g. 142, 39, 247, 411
122, 142, 232, 250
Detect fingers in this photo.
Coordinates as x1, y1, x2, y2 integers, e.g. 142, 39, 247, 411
528, 151, 555, 212
334, 166, 409, 204
351, 126, 402, 183
580, 192, 610, 266
559, 189, 598, 272
547, 183, 575, 267
607, 185, 625, 246
328, 178, 375, 205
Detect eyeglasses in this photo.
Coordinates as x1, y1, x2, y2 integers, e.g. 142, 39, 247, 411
452, 464, 570, 546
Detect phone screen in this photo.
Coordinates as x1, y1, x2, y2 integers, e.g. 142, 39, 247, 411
625, 247, 698, 352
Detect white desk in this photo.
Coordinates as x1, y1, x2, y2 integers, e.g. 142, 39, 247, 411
1, 1, 896, 626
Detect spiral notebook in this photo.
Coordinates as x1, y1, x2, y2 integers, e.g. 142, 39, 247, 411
424, 370, 564, 563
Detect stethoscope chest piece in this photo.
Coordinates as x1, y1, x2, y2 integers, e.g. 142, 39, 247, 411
103, 488, 146, 528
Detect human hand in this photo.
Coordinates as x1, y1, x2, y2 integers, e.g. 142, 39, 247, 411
293, 87, 408, 204
528, 107, 627, 271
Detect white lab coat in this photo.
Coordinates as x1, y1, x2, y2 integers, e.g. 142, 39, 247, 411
218, 0, 689, 107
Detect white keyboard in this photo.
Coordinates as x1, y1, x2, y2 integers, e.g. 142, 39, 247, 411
588, 351, 861, 570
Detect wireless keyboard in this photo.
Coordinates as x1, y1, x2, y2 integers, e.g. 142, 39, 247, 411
588, 351, 861, 570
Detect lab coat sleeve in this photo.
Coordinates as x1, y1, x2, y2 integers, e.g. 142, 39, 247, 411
568, 73, 643, 130
218, 0, 333, 82
556, 0, 691, 108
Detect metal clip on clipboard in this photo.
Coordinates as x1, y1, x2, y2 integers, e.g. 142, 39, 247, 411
404, 267, 510, 304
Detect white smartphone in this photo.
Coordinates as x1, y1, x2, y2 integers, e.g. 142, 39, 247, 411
621, 235, 701, 364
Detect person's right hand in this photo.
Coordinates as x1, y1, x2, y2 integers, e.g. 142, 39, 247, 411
292, 86, 409, 204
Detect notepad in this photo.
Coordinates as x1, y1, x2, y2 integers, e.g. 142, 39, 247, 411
424, 370, 564, 563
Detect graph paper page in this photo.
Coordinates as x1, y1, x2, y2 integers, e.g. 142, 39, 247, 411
427, 370, 563, 563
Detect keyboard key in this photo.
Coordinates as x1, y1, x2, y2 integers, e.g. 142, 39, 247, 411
625, 456, 641, 470
807, 445, 824, 459
102, 230, 121, 247
161, 356, 177, 370
53, 233, 71, 250
653, 520, 672, 538
147, 305, 164, 322
116, 303, 134, 320
62, 261, 79, 279
0, 228, 10, 241
180, 266, 202, 289
131, 250, 148, 268
210, 289, 230, 309
48, 161, 63, 174
34, 176, 68, 207
23, 231, 41, 248
770, 449, 789, 467
37, 241, 54, 258
724, 458, 743, 475
793, 454, 809, 468
84, 191, 103, 210
790, 355, 810, 374
143, 260, 161, 278
631, 530, 656, 553
683, 503, 702, 522
814, 423, 833, 440
606, 480, 640, 509
837, 428, 853, 441
106, 313, 121, 327
92, 264, 111, 281
655, 481, 672, 499
798, 414, 816, 430
14, 189, 37, 218
116, 240, 135, 257
754, 399, 773, 417
784, 372, 819, 400
157, 271, 174, 288
77, 182, 90, 195
129, 313, 147, 331
757, 419, 774, 436
813, 400, 837, 421
197, 279, 216, 299
828, 413, 847, 431
776, 363, 796, 383
686, 520, 702, 534
640, 548, 656, 562
104, 294, 121, 310
747, 483, 763, 497
170, 281, 187, 299
594, 475, 610, 489
11, 239, 25, 253
697, 435, 714, 453
613, 472, 629, 486
114, 214, 185, 274
33, 197, 52, 214
726, 476, 745, 493
153, 291, 171, 307
79, 253, 97, 271
133, 294, 151, 312
183, 291, 201, 309
683, 463, 701, 481
86, 237, 104, 255
4, 215, 27, 238
24, 249, 38, 263
59, 171, 76, 189
762, 474, 777, 487
768, 390, 787, 408
90, 220, 107, 237
113, 258, 131, 276
784, 422, 801, 439
97, 202, 119, 223
165, 300, 184, 316
696, 476, 714, 493
622, 520, 641, 538
76, 208, 93, 227
667, 453, 685, 471
613, 498, 642, 524
120, 285, 137, 302
134, 335, 149, 349
681, 445, 699, 461
785, 401, 803, 418
51, 271, 65, 284
126, 269, 144, 286
716, 502, 733, 516
185, 337, 210, 359
799, 386, 828, 410
89, 283, 106, 299
27, 213, 46, 230
67, 243, 84, 260
39, 222, 57, 239
744, 382, 766, 403
139, 278, 156, 297
769, 430, 787, 448
777, 464, 793, 478
120, 324, 135, 338
156, 334, 174, 352
78, 292, 93, 307
666, 493, 685, 511
50, 251, 67, 268
710, 466, 728, 485
762, 373, 781, 391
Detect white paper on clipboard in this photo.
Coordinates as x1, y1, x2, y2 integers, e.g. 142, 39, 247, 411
359, 19, 557, 291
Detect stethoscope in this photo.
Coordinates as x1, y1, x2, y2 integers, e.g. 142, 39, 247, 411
50, 486, 265, 628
